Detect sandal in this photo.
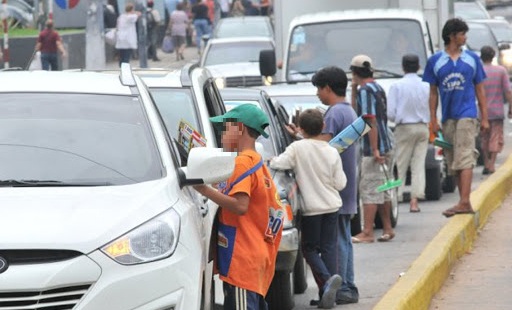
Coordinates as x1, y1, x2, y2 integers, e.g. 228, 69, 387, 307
442, 206, 475, 218
377, 233, 395, 242
352, 233, 374, 243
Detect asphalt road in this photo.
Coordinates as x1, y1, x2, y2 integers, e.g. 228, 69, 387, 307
291, 119, 512, 310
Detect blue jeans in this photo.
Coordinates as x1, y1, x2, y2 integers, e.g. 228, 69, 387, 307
41, 53, 58, 71
301, 211, 338, 295
193, 19, 210, 51
337, 214, 358, 295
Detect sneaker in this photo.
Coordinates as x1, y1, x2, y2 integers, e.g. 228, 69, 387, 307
318, 275, 342, 309
336, 292, 359, 305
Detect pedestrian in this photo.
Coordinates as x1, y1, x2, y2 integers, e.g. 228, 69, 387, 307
115, 3, 141, 66
480, 45, 512, 175
146, 0, 162, 62
169, 2, 188, 61
219, 0, 230, 18
270, 108, 345, 309
312, 66, 360, 305
193, 104, 284, 310
230, 0, 245, 17
350, 54, 395, 243
34, 20, 67, 71
423, 18, 489, 217
387, 54, 430, 213
191, 0, 211, 54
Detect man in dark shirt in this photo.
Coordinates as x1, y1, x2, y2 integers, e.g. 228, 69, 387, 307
35, 20, 67, 71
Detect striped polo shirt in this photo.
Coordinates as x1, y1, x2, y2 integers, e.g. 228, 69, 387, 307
483, 63, 511, 120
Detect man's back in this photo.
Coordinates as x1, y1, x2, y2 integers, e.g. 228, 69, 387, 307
483, 64, 510, 120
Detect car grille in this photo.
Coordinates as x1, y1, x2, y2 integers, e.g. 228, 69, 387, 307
0, 284, 92, 309
0, 250, 82, 265
225, 76, 263, 87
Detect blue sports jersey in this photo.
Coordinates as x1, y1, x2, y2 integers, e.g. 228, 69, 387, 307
422, 50, 486, 123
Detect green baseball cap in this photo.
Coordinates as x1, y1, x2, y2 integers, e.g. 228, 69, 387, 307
210, 104, 270, 138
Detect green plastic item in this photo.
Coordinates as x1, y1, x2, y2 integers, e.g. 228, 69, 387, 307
376, 164, 403, 193
434, 132, 452, 149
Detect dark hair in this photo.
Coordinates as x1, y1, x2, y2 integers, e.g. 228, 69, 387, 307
147, 0, 154, 8
311, 66, 348, 97
246, 126, 261, 138
298, 109, 324, 136
351, 66, 373, 79
442, 18, 468, 46
480, 45, 496, 62
176, 2, 184, 10
402, 54, 420, 73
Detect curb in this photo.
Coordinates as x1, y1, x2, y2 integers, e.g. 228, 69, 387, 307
374, 154, 512, 310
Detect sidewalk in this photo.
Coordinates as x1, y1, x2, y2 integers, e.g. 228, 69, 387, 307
374, 154, 512, 310
428, 194, 512, 310
105, 46, 201, 70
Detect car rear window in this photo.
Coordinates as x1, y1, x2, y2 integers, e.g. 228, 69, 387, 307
0, 93, 163, 185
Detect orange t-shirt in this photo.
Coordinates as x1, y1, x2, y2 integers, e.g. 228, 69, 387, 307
216, 149, 284, 296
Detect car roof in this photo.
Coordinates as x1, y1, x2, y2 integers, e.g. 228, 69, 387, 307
0, 70, 134, 95
220, 87, 264, 100
132, 69, 184, 88
470, 18, 510, 26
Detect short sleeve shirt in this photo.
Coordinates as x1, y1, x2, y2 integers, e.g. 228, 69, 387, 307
38, 29, 61, 53
483, 64, 511, 120
216, 149, 283, 296
323, 102, 358, 215
422, 50, 486, 122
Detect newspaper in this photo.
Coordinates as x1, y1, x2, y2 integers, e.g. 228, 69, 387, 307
177, 119, 207, 153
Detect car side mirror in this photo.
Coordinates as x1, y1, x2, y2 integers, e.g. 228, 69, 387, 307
260, 49, 277, 77
179, 147, 236, 187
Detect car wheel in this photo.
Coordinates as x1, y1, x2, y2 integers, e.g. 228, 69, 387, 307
266, 271, 294, 310
293, 243, 308, 294
425, 165, 442, 200
443, 174, 456, 193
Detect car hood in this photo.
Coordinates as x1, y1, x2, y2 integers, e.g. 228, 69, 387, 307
206, 62, 261, 77
0, 180, 178, 253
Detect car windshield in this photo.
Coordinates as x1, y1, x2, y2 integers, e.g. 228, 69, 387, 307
488, 22, 512, 42
467, 23, 498, 51
214, 19, 272, 38
148, 88, 201, 141
0, 93, 163, 185
223, 100, 276, 158
272, 95, 323, 115
204, 41, 274, 66
286, 19, 427, 81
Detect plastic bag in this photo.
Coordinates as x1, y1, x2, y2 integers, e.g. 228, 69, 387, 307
162, 36, 174, 54
28, 51, 42, 70
105, 28, 117, 46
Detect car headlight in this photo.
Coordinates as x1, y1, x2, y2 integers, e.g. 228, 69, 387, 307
101, 209, 180, 265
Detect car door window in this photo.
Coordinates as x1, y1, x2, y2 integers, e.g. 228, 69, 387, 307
204, 80, 226, 146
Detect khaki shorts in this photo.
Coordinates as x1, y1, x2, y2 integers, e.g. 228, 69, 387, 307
443, 118, 479, 175
359, 153, 393, 204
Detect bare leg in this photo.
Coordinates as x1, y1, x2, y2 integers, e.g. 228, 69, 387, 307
352, 204, 376, 243
488, 152, 497, 172
377, 201, 395, 237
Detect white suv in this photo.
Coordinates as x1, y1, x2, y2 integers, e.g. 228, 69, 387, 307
0, 64, 234, 310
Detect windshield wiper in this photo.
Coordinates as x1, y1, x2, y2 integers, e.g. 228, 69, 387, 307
373, 69, 403, 78
0, 180, 112, 187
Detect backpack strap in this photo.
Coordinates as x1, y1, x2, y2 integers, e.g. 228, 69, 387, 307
223, 159, 263, 195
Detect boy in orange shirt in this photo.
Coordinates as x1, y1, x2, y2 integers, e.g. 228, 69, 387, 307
193, 104, 284, 309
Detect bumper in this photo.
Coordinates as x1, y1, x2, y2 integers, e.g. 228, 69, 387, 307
275, 227, 299, 272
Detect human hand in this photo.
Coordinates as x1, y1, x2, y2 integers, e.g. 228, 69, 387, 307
480, 119, 490, 132
285, 123, 299, 138
373, 149, 385, 164
430, 120, 440, 135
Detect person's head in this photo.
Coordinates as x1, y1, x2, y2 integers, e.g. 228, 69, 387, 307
125, 3, 134, 12
442, 18, 468, 46
350, 54, 373, 80
480, 45, 496, 63
298, 109, 324, 137
402, 54, 420, 73
210, 104, 269, 152
45, 19, 54, 29
311, 66, 348, 105
176, 2, 184, 10
147, 0, 154, 8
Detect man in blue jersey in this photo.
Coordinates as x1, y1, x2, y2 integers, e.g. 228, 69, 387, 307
423, 18, 489, 217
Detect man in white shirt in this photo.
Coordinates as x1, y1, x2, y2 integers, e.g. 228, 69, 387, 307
387, 54, 430, 213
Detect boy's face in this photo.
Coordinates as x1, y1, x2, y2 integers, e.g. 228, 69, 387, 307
316, 85, 329, 105
450, 31, 467, 47
221, 121, 243, 152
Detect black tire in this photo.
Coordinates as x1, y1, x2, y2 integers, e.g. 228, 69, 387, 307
293, 245, 308, 294
266, 271, 294, 310
425, 165, 442, 200
351, 209, 362, 236
443, 174, 456, 193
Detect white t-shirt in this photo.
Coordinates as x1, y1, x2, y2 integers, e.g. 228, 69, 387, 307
270, 139, 346, 216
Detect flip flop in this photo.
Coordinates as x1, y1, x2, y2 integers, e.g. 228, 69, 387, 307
410, 208, 421, 213
442, 207, 475, 218
377, 233, 395, 242
352, 234, 374, 243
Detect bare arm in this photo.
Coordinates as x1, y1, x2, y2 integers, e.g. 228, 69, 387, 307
56, 40, 66, 57
193, 185, 249, 215
475, 83, 489, 131
351, 83, 358, 110
428, 84, 439, 134
368, 117, 384, 163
